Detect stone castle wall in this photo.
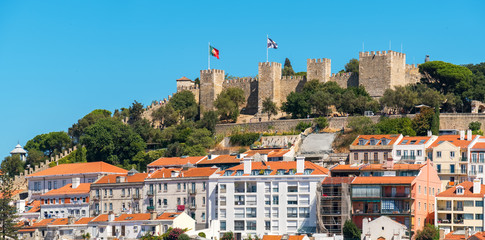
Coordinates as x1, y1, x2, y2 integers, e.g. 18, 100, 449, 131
223, 78, 259, 114
329, 72, 359, 88
199, 69, 224, 112
359, 51, 394, 98
307, 58, 331, 82
258, 62, 282, 110
280, 75, 307, 102
405, 64, 421, 85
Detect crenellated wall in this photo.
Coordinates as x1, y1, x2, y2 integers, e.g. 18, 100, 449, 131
280, 75, 307, 103
329, 72, 359, 88
223, 77, 259, 114
258, 62, 282, 110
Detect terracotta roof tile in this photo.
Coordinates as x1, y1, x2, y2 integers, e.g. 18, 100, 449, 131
148, 156, 206, 167
322, 177, 355, 185
74, 217, 94, 225
352, 176, 415, 185
398, 136, 431, 145
197, 155, 241, 165
177, 76, 191, 81
157, 212, 182, 220
27, 162, 127, 177
244, 149, 290, 158
262, 235, 305, 240
91, 214, 109, 222
115, 213, 151, 221
444, 232, 465, 240
41, 183, 91, 196
470, 232, 485, 240
95, 173, 148, 184
472, 142, 485, 150
437, 181, 485, 198
219, 161, 328, 176
50, 218, 69, 225
428, 135, 477, 149
148, 167, 218, 179
26, 200, 41, 213
331, 164, 423, 171
351, 134, 401, 146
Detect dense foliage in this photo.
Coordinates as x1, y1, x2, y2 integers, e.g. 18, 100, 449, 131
415, 224, 439, 240
215, 87, 246, 122
343, 220, 360, 240
230, 133, 260, 146
283, 58, 295, 76
0, 173, 19, 239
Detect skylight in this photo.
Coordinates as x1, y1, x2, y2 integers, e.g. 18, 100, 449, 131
402, 140, 409, 144
419, 140, 426, 144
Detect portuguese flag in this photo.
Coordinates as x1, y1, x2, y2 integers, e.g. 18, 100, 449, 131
210, 45, 219, 59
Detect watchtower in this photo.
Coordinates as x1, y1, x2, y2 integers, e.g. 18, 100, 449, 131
199, 69, 225, 112
258, 62, 282, 112
307, 58, 331, 82
359, 50, 406, 98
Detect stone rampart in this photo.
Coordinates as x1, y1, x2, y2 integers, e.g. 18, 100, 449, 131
280, 75, 307, 103
223, 78, 259, 114
329, 72, 359, 88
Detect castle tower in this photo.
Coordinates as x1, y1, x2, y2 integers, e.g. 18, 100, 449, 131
176, 76, 195, 92
359, 50, 406, 98
307, 58, 331, 82
199, 69, 225, 112
258, 62, 282, 112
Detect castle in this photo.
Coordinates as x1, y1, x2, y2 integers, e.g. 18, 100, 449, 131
177, 50, 422, 115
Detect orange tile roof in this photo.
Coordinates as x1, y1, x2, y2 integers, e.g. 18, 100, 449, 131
262, 235, 305, 240
428, 135, 477, 149
331, 164, 423, 171
95, 173, 148, 184
322, 177, 355, 185
437, 181, 485, 198
472, 142, 485, 149
50, 218, 69, 225
398, 136, 431, 145
74, 217, 94, 225
470, 232, 485, 240
351, 134, 401, 146
219, 161, 329, 176
148, 156, 206, 167
444, 232, 465, 240
0, 189, 24, 199
177, 76, 191, 81
115, 213, 151, 221
41, 183, 91, 196
27, 162, 127, 177
244, 149, 290, 158
352, 176, 415, 185
26, 200, 41, 213
148, 167, 218, 179
91, 214, 109, 222
197, 155, 241, 165
157, 212, 182, 220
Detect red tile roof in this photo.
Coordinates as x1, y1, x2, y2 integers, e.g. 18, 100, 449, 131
27, 162, 127, 177
95, 173, 148, 184
41, 183, 91, 196
115, 213, 151, 221
74, 217, 94, 225
26, 200, 41, 213
351, 134, 401, 146
444, 232, 465, 240
91, 214, 109, 222
352, 176, 415, 185
177, 76, 191, 81
322, 177, 355, 185
197, 155, 241, 165
262, 235, 305, 240
428, 135, 477, 149
472, 142, 485, 150
437, 181, 485, 198
470, 232, 485, 240
157, 212, 182, 220
219, 161, 328, 176
148, 167, 218, 179
244, 149, 291, 158
331, 163, 423, 171
148, 156, 206, 167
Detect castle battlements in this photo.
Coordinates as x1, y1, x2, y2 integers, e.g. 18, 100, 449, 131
307, 58, 330, 64
406, 64, 419, 69
281, 75, 305, 81
224, 77, 257, 84
178, 85, 200, 90
200, 69, 224, 74
258, 62, 282, 68
359, 50, 406, 58
331, 72, 353, 77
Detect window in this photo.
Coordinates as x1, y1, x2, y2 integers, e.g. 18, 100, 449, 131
220, 209, 226, 218
265, 221, 271, 230
299, 207, 310, 218
109, 189, 113, 196
235, 170, 244, 176
476, 200, 483, 207
464, 214, 474, 220
177, 183, 181, 191
359, 139, 367, 145
473, 153, 478, 163
177, 198, 181, 205
53, 181, 57, 189
354, 153, 358, 160
410, 150, 415, 156
164, 183, 168, 191
223, 170, 233, 176
373, 152, 378, 160
203, 197, 206, 205
287, 195, 297, 205
476, 214, 483, 220
246, 208, 256, 218
158, 183, 162, 191
287, 207, 297, 218
437, 151, 442, 158
234, 221, 244, 231
121, 189, 125, 196
48, 181, 52, 190
288, 186, 298, 192
417, 150, 422, 156
163, 199, 167, 206
109, 203, 113, 211
220, 221, 226, 231
246, 221, 256, 230
304, 169, 313, 175
272, 196, 279, 205
480, 165, 484, 174
396, 150, 401, 156
183, 183, 186, 191
456, 186, 464, 195
402, 140, 409, 144
450, 151, 455, 158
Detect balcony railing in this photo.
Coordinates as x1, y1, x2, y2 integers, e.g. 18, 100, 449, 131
189, 203, 196, 209
453, 207, 463, 211
147, 206, 155, 211
382, 193, 411, 198
437, 207, 452, 211
189, 189, 197, 194
381, 209, 411, 214
454, 219, 463, 224
469, 171, 478, 176
401, 156, 416, 160
133, 194, 141, 200
147, 190, 155, 196
235, 201, 245, 205
460, 157, 468, 162
353, 209, 380, 214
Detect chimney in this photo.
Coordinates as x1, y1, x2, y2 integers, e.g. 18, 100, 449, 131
427, 130, 432, 137
243, 157, 252, 175
72, 177, 80, 189
460, 130, 465, 140
296, 156, 305, 174
150, 211, 157, 220
386, 158, 394, 169
473, 179, 481, 194
467, 130, 473, 141
108, 211, 115, 222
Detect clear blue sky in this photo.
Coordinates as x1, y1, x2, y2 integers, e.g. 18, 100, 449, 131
1, 0, 484, 157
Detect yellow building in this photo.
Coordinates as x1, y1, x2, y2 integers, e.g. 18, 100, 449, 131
435, 180, 485, 233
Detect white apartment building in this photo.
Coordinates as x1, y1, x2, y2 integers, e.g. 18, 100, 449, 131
26, 162, 127, 200
40, 178, 90, 219
393, 136, 437, 163
143, 167, 219, 229
469, 136, 485, 181
207, 157, 329, 240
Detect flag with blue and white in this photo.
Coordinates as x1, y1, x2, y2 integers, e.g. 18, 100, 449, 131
267, 38, 278, 49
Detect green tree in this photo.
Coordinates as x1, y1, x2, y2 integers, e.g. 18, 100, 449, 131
25, 131, 72, 156
283, 58, 295, 76
281, 92, 311, 118
419, 61, 474, 95
431, 104, 440, 135
80, 118, 146, 167
1, 155, 24, 177
169, 90, 198, 121
0, 173, 19, 239
380, 86, 418, 113
26, 149, 47, 168
343, 220, 360, 240
412, 107, 434, 136
68, 109, 112, 142
215, 87, 245, 122
262, 97, 278, 120
469, 121, 482, 131
221, 231, 234, 240
128, 100, 145, 124
314, 117, 329, 129
347, 116, 377, 134
152, 104, 179, 128
310, 91, 332, 116
415, 224, 439, 240
375, 117, 416, 136
344, 58, 359, 75
197, 111, 219, 133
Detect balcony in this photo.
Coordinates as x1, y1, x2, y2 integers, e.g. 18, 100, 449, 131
353, 209, 380, 214
381, 209, 411, 214
235, 201, 245, 206
147, 190, 155, 196
189, 203, 196, 209
469, 171, 478, 176
437, 206, 452, 211
147, 206, 155, 211
460, 157, 468, 162
401, 155, 416, 160
189, 189, 197, 194
133, 193, 141, 200
454, 219, 464, 224
453, 207, 464, 211
382, 193, 410, 198
93, 195, 100, 201
438, 169, 466, 175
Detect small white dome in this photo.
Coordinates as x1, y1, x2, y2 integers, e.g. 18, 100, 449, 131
10, 144, 27, 154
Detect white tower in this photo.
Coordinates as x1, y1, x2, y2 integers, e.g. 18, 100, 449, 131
10, 144, 27, 161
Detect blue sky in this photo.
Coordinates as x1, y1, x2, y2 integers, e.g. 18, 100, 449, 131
0, 0, 484, 157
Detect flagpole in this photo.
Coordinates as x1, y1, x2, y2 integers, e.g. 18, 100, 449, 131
266, 34, 269, 62
208, 42, 210, 70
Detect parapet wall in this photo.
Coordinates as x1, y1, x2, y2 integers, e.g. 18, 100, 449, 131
329, 72, 359, 88
223, 77, 259, 114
